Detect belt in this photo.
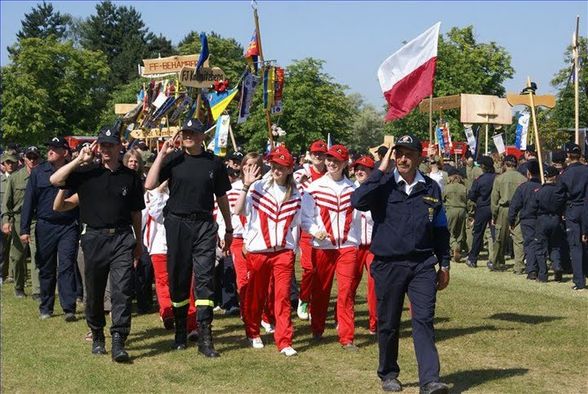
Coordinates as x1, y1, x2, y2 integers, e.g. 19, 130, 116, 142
167, 212, 213, 222
84, 225, 132, 235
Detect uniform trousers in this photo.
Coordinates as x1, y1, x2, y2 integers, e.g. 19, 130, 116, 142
81, 228, 135, 336
371, 256, 441, 387
446, 207, 467, 254
310, 247, 359, 345
36, 220, 78, 315
564, 206, 587, 288
214, 253, 238, 311
230, 237, 248, 307
298, 231, 314, 303
151, 253, 196, 332
535, 215, 563, 281
354, 245, 377, 332
520, 218, 539, 274
468, 206, 495, 265
165, 214, 217, 322
243, 249, 294, 350
11, 220, 39, 294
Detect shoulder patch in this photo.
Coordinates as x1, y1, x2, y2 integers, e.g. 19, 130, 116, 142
423, 196, 439, 204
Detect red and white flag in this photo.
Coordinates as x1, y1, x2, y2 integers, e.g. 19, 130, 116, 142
377, 22, 441, 121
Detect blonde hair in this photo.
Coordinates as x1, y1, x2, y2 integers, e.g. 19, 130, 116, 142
123, 149, 144, 176
448, 174, 464, 184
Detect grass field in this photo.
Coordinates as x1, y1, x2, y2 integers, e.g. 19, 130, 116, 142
1, 260, 587, 393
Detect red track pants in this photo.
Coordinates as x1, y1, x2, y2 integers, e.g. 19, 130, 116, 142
355, 245, 377, 332
298, 232, 314, 303
150, 254, 196, 332
310, 247, 359, 345
230, 237, 249, 307
243, 250, 294, 351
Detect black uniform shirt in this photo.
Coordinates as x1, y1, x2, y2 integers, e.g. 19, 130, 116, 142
508, 178, 540, 225
558, 162, 588, 207
467, 172, 496, 207
64, 163, 145, 228
159, 150, 231, 215
534, 183, 566, 216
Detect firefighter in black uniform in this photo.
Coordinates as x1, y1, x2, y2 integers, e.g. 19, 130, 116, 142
352, 135, 450, 394
145, 119, 233, 357
50, 126, 145, 362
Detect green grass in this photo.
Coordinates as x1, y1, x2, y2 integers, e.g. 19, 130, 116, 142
2, 260, 587, 393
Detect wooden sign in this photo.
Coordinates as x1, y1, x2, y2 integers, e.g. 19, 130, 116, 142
130, 126, 180, 140
115, 103, 138, 115
506, 93, 555, 108
142, 55, 208, 76
418, 95, 461, 112
179, 66, 225, 88
460, 94, 512, 125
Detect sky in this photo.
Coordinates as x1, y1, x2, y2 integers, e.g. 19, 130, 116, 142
1, 1, 586, 109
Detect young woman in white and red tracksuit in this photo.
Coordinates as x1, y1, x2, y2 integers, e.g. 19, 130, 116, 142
142, 182, 197, 339
292, 140, 327, 320
301, 144, 362, 350
350, 155, 377, 335
235, 146, 301, 357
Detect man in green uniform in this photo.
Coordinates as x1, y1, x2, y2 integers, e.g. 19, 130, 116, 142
1, 151, 19, 283
443, 168, 468, 262
2, 147, 41, 298
464, 154, 483, 252
490, 155, 526, 271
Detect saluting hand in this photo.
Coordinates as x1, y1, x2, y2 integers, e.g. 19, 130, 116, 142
159, 134, 180, 159
78, 141, 96, 165
378, 144, 394, 173
242, 164, 261, 187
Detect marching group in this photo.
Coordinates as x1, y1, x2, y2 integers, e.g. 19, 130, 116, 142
1, 118, 587, 393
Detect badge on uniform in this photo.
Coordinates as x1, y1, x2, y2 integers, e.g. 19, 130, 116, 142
428, 207, 435, 222
121, 187, 128, 197
423, 196, 439, 204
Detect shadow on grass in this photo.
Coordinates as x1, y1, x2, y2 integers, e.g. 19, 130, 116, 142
487, 313, 564, 324
445, 367, 529, 392
432, 324, 500, 342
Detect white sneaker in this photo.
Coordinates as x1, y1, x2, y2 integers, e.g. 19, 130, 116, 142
280, 346, 298, 357
260, 320, 275, 334
297, 300, 309, 320
213, 306, 223, 312
249, 336, 264, 349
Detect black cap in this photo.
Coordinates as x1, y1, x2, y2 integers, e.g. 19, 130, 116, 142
525, 144, 536, 153
76, 142, 92, 153
478, 155, 494, 170
551, 150, 566, 164
527, 160, 540, 176
24, 146, 40, 157
377, 145, 389, 157
45, 136, 69, 150
228, 151, 244, 162
392, 134, 422, 152
544, 165, 559, 178
97, 125, 120, 144
504, 154, 518, 165
564, 142, 581, 154
447, 167, 460, 177
180, 118, 205, 133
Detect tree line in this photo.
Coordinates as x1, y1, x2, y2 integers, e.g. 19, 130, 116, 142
1, 1, 586, 155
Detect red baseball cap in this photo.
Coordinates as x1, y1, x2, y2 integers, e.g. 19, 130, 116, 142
351, 155, 375, 169
309, 140, 328, 153
269, 146, 294, 168
326, 144, 349, 162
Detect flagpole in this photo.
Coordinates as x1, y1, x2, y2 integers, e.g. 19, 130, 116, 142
429, 95, 433, 143
573, 15, 580, 145
253, 6, 274, 149
527, 77, 544, 183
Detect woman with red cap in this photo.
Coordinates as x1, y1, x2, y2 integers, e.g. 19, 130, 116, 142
234, 146, 302, 357
301, 144, 361, 350
350, 155, 377, 335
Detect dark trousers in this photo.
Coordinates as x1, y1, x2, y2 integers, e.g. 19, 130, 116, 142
468, 205, 494, 265
35, 220, 79, 315
165, 214, 217, 323
133, 247, 154, 313
215, 254, 239, 310
371, 256, 440, 387
535, 215, 563, 281
565, 206, 588, 288
520, 218, 539, 274
81, 229, 135, 336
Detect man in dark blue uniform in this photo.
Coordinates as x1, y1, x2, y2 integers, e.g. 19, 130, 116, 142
517, 145, 537, 176
466, 156, 496, 268
509, 160, 541, 278
352, 134, 450, 394
534, 166, 566, 282
557, 143, 588, 290
21, 137, 79, 321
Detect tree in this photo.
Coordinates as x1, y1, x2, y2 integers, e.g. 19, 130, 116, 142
236, 58, 355, 154
383, 26, 515, 144
1, 38, 110, 145
16, 1, 71, 41
346, 94, 385, 153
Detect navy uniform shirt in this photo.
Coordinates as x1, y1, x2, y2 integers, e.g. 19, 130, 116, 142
467, 172, 496, 207
21, 161, 78, 234
534, 183, 566, 216
557, 162, 588, 208
508, 178, 541, 226
351, 169, 451, 268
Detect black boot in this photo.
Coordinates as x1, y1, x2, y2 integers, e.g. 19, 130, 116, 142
172, 305, 188, 350
111, 332, 130, 363
198, 322, 220, 358
91, 329, 106, 355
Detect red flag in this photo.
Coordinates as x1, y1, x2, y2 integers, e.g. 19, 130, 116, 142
244, 30, 259, 73
377, 22, 441, 121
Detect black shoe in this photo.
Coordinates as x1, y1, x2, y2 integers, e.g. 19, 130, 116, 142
197, 323, 220, 358
420, 381, 449, 394
15, 289, 26, 298
163, 317, 175, 330
527, 272, 538, 280
553, 271, 563, 282
382, 378, 402, 392
64, 313, 77, 322
91, 330, 107, 355
487, 261, 495, 271
172, 328, 187, 350
572, 285, 585, 291
111, 332, 130, 362
465, 260, 477, 268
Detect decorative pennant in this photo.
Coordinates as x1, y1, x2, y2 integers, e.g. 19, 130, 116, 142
238, 71, 260, 124
207, 115, 231, 156
493, 133, 506, 154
